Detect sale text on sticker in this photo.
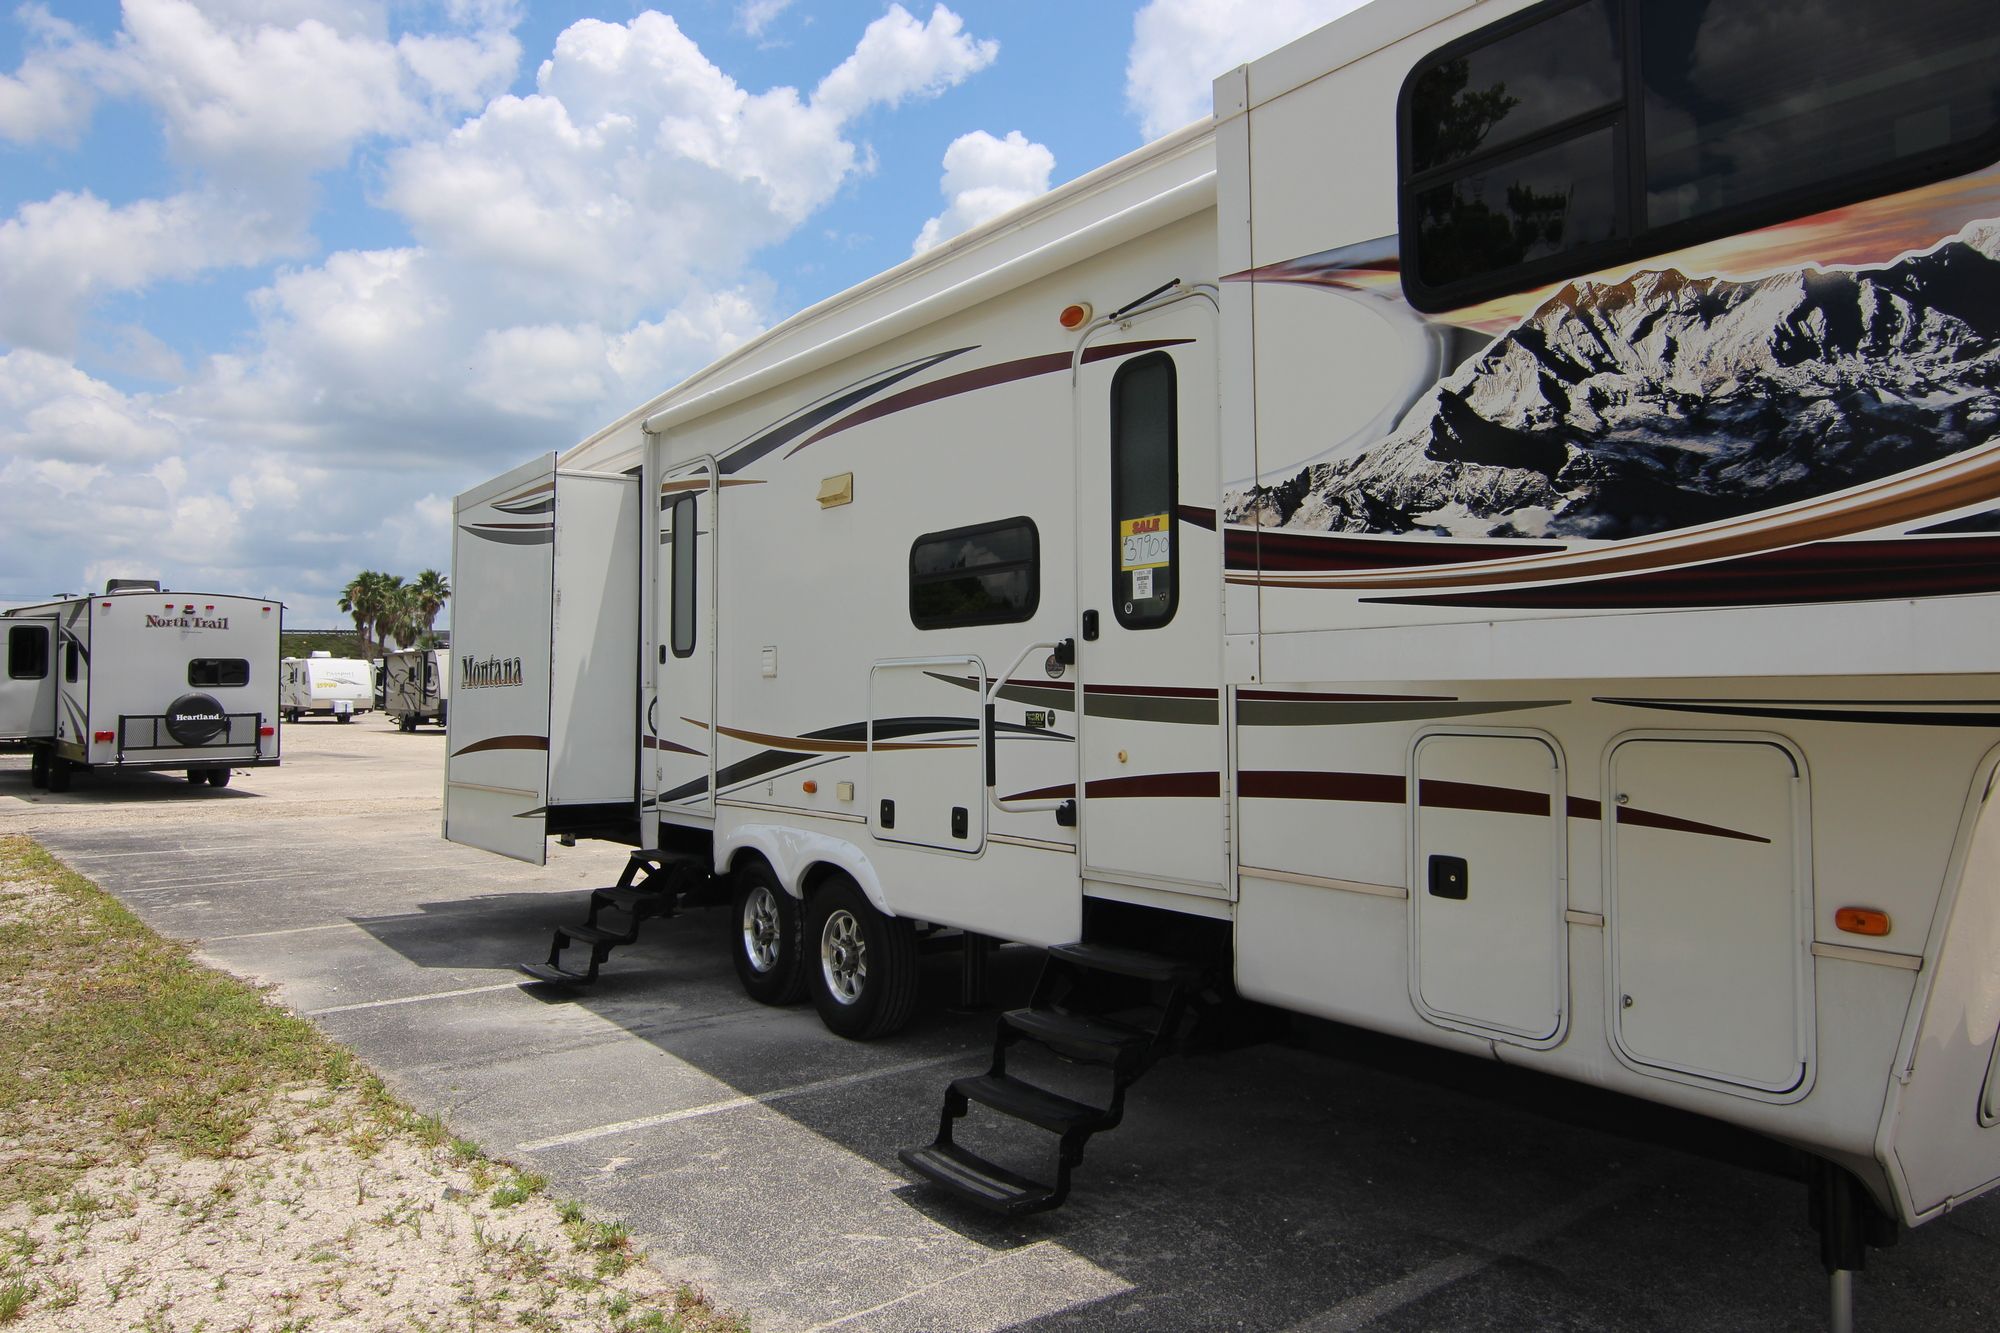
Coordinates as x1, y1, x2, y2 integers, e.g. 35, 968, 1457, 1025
1119, 513, 1171, 570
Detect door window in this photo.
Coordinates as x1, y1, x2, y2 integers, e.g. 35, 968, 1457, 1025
1110, 352, 1179, 630
7, 626, 48, 680
669, 493, 697, 658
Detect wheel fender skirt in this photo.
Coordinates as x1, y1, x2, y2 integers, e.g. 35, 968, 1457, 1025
723, 823, 893, 917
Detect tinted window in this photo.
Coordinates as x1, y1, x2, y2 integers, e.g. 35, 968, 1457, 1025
189, 658, 250, 687
64, 638, 78, 683
8, 626, 48, 680
1400, 0, 2000, 310
910, 518, 1039, 629
1111, 353, 1179, 630
669, 493, 697, 658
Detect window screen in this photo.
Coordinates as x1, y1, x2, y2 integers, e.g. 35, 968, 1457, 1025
909, 518, 1039, 629
1110, 352, 1179, 630
1399, 0, 2000, 311
669, 493, 697, 658
189, 659, 250, 687
8, 626, 48, 680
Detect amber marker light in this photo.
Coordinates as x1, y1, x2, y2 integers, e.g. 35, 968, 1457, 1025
802, 780, 819, 795
1835, 907, 1891, 936
1058, 302, 1092, 330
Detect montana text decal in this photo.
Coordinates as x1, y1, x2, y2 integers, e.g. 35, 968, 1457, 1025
461, 655, 525, 688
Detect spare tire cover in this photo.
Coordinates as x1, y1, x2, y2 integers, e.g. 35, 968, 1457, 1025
165, 692, 229, 746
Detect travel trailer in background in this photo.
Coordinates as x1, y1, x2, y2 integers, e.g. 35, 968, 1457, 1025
448, 0, 2000, 1317
382, 647, 449, 731
280, 652, 373, 722
0, 580, 281, 790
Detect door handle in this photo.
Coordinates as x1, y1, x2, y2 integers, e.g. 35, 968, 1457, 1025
1082, 609, 1100, 641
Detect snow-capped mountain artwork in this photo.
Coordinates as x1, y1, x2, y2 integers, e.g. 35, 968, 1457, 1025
1227, 218, 2000, 540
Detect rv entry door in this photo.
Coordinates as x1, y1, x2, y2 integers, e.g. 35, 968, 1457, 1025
0, 617, 57, 741
653, 459, 717, 823
1073, 289, 1228, 898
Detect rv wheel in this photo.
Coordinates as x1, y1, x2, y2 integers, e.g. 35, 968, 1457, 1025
730, 860, 806, 1005
29, 752, 48, 788
206, 768, 231, 788
806, 874, 917, 1040
186, 770, 203, 784
46, 761, 70, 793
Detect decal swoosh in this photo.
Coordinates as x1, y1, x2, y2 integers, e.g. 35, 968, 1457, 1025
451, 735, 549, 756
1599, 697, 2000, 728
721, 347, 975, 475
459, 524, 554, 546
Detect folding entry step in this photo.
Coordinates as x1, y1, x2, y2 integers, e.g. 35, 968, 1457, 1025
899, 940, 1216, 1215
517, 850, 706, 987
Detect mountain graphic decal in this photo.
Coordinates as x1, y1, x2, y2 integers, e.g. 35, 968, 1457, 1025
1228, 218, 2000, 541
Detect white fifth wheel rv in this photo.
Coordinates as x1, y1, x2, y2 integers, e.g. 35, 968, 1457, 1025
279, 652, 373, 722
382, 646, 449, 731
449, 0, 2000, 1312
1, 580, 281, 790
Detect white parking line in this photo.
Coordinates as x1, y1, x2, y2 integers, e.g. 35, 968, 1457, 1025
1280, 1170, 1653, 1333
516, 1051, 972, 1153
306, 981, 523, 1016
208, 921, 362, 943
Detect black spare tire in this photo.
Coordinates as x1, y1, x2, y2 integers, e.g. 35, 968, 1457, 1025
164, 693, 229, 746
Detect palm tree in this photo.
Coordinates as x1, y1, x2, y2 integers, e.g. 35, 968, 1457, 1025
411, 569, 450, 644
337, 571, 387, 657
371, 574, 408, 654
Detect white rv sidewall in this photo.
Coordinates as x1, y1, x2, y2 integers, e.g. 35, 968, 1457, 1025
722, 823, 892, 915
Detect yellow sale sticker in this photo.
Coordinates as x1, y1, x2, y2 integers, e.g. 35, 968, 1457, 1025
1119, 513, 1171, 569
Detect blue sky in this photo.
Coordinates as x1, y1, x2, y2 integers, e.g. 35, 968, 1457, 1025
0, 0, 1362, 622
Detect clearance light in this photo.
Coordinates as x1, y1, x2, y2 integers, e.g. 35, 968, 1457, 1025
802, 780, 819, 794
204, 605, 214, 611
259, 726, 276, 737
101, 602, 111, 608
93, 730, 114, 742
1058, 302, 1092, 330
1835, 907, 1891, 937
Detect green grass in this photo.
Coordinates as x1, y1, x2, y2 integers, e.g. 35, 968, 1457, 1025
0, 836, 361, 1205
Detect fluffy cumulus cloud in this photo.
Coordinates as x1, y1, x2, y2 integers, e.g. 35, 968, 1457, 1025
1125, 0, 1371, 138
912, 129, 1054, 254
0, 2, 1003, 617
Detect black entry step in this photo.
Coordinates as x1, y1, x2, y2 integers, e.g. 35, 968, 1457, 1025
898, 1143, 1058, 1216
594, 885, 676, 917
560, 922, 638, 949
1002, 1008, 1152, 1066
1046, 941, 1206, 983
953, 1073, 1107, 1134
517, 961, 595, 987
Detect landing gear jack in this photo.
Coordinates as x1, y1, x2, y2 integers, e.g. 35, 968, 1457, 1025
1809, 1159, 1899, 1333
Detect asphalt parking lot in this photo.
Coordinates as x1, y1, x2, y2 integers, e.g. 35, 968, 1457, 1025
4, 718, 1998, 1331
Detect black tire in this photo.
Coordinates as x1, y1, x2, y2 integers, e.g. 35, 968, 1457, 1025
336, 713, 351, 724
730, 861, 806, 1005
46, 761, 70, 793
186, 770, 203, 784
206, 768, 231, 788
805, 874, 918, 1040
29, 751, 48, 789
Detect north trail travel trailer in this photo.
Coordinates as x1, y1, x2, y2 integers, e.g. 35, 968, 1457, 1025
279, 652, 373, 722
447, 0, 2000, 1313
0, 580, 281, 790
382, 647, 449, 731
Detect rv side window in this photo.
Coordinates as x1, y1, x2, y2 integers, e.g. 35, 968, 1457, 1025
909, 518, 1039, 629
1398, 0, 2000, 311
189, 658, 250, 687
64, 638, 79, 683
7, 626, 48, 680
669, 493, 697, 658
1110, 351, 1178, 631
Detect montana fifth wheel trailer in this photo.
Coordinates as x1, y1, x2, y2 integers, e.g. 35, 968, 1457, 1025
279, 652, 373, 722
1, 581, 281, 790
449, 0, 2000, 1314
382, 647, 448, 731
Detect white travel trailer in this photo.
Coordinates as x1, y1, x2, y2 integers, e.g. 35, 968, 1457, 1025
381, 647, 449, 731
279, 652, 373, 722
449, 0, 2000, 1312
0, 580, 281, 790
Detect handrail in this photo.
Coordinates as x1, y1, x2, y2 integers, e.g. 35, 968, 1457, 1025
986, 638, 1074, 815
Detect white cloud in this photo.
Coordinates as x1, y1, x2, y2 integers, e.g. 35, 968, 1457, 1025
0, 5, 101, 144
913, 129, 1054, 254
1126, 0, 1369, 139
812, 3, 997, 122
736, 0, 793, 39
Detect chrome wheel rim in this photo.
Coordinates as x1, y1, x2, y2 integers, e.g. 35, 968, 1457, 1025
819, 909, 866, 1005
740, 884, 781, 974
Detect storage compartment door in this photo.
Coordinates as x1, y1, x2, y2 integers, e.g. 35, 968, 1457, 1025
868, 658, 985, 854
0, 618, 57, 741
445, 454, 557, 864
1609, 739, 1810, 1094
1411, 733, 1566, 1044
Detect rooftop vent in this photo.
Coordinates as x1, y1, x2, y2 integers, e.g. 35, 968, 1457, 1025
104, 578, 162, 594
